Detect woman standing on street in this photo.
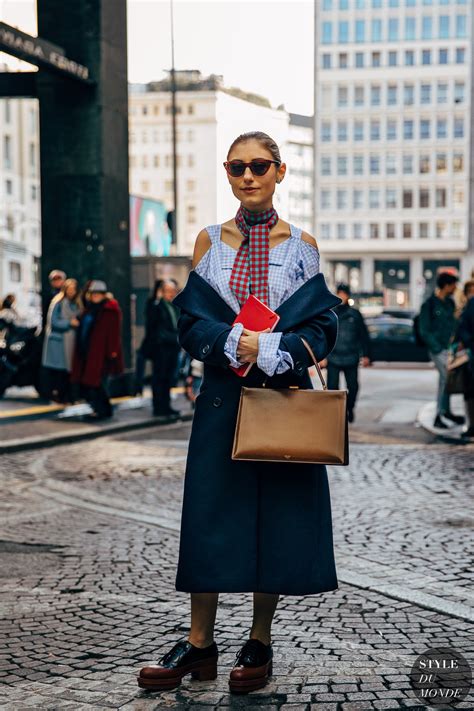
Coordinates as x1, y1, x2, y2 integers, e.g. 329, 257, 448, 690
41, 278, 81, 403
138, 132, 341, 694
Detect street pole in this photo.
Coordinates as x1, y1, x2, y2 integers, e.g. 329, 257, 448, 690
170, 0, 178, 250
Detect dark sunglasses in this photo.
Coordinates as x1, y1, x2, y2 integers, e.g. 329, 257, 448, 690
223, 159, 280, 177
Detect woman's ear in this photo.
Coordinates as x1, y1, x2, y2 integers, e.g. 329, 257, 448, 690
276, 163, 287, 184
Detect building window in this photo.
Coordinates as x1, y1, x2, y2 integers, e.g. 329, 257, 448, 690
419, 188, 430, 207
322, 53, 332, 69
420, 84, 431, 104
187, 179, 196, 192
321, 156, 331, 175
386, 223, 396, 239
338, 121, 348, 141
142, 105, 148, 115
403, 155, 413, 174
338, 20, 349, 44
419, 155, 430, 173
386, 189, 397, 208
9, 262, 21, 282
28, 144, 36, 170
386, 154, 396, 174
188, 154, 195, 167
389, 0, 399, 5
453, 153, 464, 172
321, 190, 331, 209
3, 135, 12, 170
370, 120, 380, 140
187, 205, 197, 224
142, 155, 148, 167
371, 19, 382, 41
405, 50, 414, 66
371, 85, 381, 106
369, 155, 380, 174
388, 51, 397, 66
5, 179, 13, 195
355, 20, 365, 42
356, 0, 366, 7
437, 82, 448, 104
436, 153, 447, 173
165, 180, 173, 191
436, 221, 448, 239
4, 100, 11, 123
31, 185, 37, 200
422, 16, 432, 39
453, 188, 464, 208
322, 22, 333, 44
439, 48, 448, 64
321, 122, 332, 142
355, 86, 364, 106
353, 155, 364, 175
403, 223, 412, 239
405, 17, 416, 40
419, 223, 429, 239
435, 188, 447, 208
455, 47, 465, 64
337, 189, 348, 209
339, 53, 348, 68
153, 155, 160, 167
339, 0, 349, 8
387, 85, 397, 105
353, 189, 364, 208
387, 120, 397, 140
369, 189, 380, 208
422, 49, 431, 65
388, 18, 399, 41
337, 87, 348, 107
437, 119, 448, 139
455, 15, 467, 38
354, 121, 364, 141
353, 224, 363, 239
420, 119, 430, 139
452, 221, 463, 239
372, 0, 382, 6
142, 130, 148, 143
337, 156, 348, 175
454, 82, 465, 103
403, 189, 413, 208
337, 224, 347, 240
439, 15, 450, 39
323, 0, 332, 8
454, 118, 464, 138
370, 223, 379, 239
404, 84, 414, 105
403, 120, 414, 139
371, 51, 381, 67
320, 224, 331, 239
153, 105, 159, 115
355, 52, 365, 67
188, 104, 194, 115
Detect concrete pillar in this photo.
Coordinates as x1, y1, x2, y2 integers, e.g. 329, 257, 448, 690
410, 256, 424, 311
360, 256, 374, 292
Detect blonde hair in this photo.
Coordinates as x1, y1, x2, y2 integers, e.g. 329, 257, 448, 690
51, 278, 81, 309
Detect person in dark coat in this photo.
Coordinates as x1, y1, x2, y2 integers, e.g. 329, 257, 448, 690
324, 283, 370, 423
134, 279, 163, 396
457, 279, 474, 438
142, 279, 181, 418
138, 131, 341, 695
71, 280, 124, 420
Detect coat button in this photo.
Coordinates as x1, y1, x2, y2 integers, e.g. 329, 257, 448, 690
202, 344, 210, 355
213, 397, 222, 407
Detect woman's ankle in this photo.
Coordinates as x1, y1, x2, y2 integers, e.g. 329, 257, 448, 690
188, 634, 215, 648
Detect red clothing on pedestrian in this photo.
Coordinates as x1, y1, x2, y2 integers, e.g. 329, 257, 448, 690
71, 298, 124, 388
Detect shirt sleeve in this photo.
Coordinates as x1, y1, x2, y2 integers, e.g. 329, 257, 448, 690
257, 332, 294, 377
224, 322, 245, 367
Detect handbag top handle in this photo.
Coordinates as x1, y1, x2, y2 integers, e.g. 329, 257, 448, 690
300, 338, 328, 391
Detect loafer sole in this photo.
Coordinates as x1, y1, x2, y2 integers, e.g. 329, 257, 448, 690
137, 658, 218, 691
228, 660, 272, 694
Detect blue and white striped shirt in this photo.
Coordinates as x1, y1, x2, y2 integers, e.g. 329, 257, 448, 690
194, 223, 320, 376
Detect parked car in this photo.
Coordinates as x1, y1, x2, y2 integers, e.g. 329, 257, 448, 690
365, 315, 430, 363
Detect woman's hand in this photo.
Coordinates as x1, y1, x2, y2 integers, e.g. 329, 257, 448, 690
236, 328, 271, 363
70, 317, 80, 328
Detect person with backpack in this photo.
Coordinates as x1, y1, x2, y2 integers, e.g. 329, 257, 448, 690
418, 272, 464, 429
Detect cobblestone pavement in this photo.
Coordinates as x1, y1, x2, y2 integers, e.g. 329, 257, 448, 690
0, 422, 473, 710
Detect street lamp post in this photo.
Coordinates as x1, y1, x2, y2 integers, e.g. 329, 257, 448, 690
170, 0, 178, 250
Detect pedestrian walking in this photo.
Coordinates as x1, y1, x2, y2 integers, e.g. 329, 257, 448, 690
457, 279, 474, 438
44, 269, 67, 317
134, 279, 163, 396
71, 280, 124, 420
323, 283, 371, 423
0, 294, 21, 327
419, 272, 464, 429
137, 131, 341, 694
41, 279, 81, 403
141, 279, 181, 419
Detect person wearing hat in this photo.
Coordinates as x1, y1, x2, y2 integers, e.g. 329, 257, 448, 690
71, 280, 124, 420
322, 283, 371, 423
43, 270, 67, 319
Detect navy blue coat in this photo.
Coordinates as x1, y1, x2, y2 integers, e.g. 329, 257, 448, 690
173, 270, 342, 595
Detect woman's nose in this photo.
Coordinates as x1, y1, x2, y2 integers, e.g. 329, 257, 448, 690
243, 167, 254, 181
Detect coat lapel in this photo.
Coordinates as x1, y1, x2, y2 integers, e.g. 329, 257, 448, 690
174, 269, 341, 329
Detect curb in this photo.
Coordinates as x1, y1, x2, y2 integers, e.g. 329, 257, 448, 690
0, 413, 194, 454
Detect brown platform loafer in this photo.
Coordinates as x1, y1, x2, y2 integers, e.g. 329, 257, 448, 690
229, 638, 273, 694
137, 638, 218, 691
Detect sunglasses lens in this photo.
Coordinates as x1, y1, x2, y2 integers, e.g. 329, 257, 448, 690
228, 162, 245, 177
250, 161, 270, 176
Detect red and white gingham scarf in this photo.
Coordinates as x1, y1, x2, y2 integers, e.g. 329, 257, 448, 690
229, 205, 279, 306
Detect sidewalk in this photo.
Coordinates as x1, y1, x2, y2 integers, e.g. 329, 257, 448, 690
0, 388, 193, 453
416, 396, 469, 442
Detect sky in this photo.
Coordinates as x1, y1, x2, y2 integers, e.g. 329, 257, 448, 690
0, 0, 314, 115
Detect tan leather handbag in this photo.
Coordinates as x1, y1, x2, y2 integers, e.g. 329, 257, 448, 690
232, 340, 348, 465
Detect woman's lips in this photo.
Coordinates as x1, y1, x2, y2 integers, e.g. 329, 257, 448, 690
242, 187, 258, 192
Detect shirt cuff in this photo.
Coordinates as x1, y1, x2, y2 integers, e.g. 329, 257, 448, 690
224, 322, 245, 367
257, 332, 294, 377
